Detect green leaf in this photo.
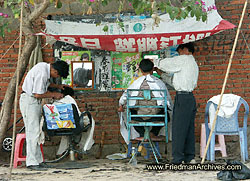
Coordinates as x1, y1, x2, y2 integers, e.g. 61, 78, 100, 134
158, 2, 165, 12
194, 9, 201, 18
166, 5, 171, 14
190, 10, 195, 17
183, 2, 189, 6
186, 6, 192, 13
4, 1, 7, 8
0, 26, 4, 38
56, 1, 62, 8
14, 13, 19, 19
169, 12, 175, 20
103, 25, 108, 32
176, 16, 182, 20
135, 8, 141, 15
29, 0, 34, 5
102, 0, 108, 6
131, 0, 139, 9
180, 10, 187, 19
172, 7, 179, 18
196, 16, 201, 21
202, 13, 207, 22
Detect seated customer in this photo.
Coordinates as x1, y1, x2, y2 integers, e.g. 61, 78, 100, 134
118, 59, 171, 138
51, 87, 95, 157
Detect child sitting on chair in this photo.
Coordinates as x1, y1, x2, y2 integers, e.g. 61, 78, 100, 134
118, 59, 172, 138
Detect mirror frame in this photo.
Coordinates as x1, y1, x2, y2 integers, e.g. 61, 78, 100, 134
71, 61, 95, 90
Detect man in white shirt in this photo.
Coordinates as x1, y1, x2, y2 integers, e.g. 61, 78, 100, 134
19, 61, 69, 171
154, 42, 199, 164
118, 59, 172, 138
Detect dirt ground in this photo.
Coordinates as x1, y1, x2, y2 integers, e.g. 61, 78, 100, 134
0, 133, 248, 181
1, 152, 249, 181
0, 158, 217, 181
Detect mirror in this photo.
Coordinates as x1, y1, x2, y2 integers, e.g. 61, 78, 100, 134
71, 61, 94, 90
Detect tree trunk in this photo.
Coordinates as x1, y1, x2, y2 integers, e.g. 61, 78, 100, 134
0, 0, 50, 150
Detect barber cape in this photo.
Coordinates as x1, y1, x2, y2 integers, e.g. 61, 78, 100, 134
53, 95, 95, 152
119, 75, 172, 108
119, 74, 173, 144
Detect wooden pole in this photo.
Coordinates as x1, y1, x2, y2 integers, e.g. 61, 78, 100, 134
201, 0, 248, 164
8, 0, 24, 178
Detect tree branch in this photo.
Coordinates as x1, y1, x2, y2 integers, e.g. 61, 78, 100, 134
28, 0, 50, 22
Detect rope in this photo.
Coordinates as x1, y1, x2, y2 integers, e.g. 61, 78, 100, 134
241, 31, 250, 53
201, 0, 248, 164
0, 36, 20, 62
8, 1, 24, 179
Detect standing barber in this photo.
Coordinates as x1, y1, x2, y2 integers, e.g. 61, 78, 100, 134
19, 61, 69, 171
154, 42, 199, 164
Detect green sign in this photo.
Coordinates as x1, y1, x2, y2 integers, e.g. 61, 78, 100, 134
133, 23, 143, 32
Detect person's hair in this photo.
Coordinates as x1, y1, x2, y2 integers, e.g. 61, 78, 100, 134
87, 69, 92, 80
139, 59, 154, 73
80, 53, 90, 61
51, 61, 69, 78
73, 68, 91, 87
61, 86, 74, 96
176, 42, 195, 54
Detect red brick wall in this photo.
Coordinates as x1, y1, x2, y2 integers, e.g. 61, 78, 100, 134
0, 0, 250, 144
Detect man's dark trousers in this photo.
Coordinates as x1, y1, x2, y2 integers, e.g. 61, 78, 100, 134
172, 92, 197, 164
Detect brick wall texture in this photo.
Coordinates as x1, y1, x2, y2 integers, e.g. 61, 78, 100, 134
0, 0, 250, 144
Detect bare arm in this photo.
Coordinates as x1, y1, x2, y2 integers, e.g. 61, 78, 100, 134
117, 105, 124, 112
49, 83, 70, 90
33, 91, 63, 99
154, 67, 163, 76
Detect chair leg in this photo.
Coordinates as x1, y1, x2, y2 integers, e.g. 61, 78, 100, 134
155, 142, 161, 158
244, 131, 248, 161
200, 124, 206, 158
210, 133, 216, 162
128, 126, 131, 145
239, 131, 246, 163
205, 130, 211, 161
148, 138, 159, 164
218, 135, 227, 157
127, 142, 132, 158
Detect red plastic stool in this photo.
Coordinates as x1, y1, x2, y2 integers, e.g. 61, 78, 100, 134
13, 133, 44, 168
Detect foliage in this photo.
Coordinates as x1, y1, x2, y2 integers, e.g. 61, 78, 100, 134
87, 0, 215, 32
87, 0, 212, 21
0, 0, 217, 36
0, 14, 11, 37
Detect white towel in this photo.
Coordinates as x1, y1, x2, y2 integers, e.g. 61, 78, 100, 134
208, 94, 240, 125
